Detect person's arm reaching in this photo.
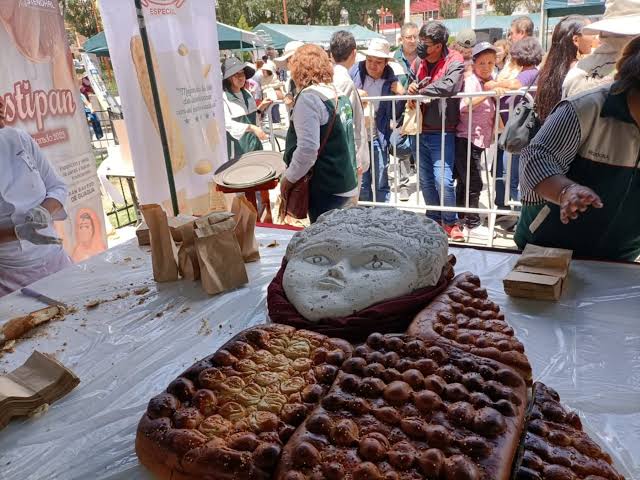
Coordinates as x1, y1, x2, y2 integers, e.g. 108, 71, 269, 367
417, 59, 464, 97
520, 101, 603, 223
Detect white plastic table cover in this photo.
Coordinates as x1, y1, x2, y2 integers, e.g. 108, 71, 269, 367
0, 226, 639, 480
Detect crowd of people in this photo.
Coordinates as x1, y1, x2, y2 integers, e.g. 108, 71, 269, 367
220, 0, 639, 260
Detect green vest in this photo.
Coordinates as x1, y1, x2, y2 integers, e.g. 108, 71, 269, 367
283, 86, 357, 195
225, 89, 263, 160
515, 86, 640, 261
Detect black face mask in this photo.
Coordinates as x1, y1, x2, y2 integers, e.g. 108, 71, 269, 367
417, 42, 428, 59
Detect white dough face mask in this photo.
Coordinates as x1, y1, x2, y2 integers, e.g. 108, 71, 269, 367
283, 207, 448, 321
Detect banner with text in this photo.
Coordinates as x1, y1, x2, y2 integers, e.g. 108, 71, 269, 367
100, 0, 227, 215
0, 0, 107, 262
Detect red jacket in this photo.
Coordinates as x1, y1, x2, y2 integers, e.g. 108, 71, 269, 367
412, 48, 464, 132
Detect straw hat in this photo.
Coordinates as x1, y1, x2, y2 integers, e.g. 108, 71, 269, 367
360, 38, 394, 59
214, 151, 286, 189
222, 57, 255, 80
275, 41, 304, 65
582, 0, 640, 35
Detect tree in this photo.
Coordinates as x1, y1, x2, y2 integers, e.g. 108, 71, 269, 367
439, 0, 463, 19
237, 14, 251, 30
521, 0, 541, 13
491, 0, 522, 15
63, 0, 101, 38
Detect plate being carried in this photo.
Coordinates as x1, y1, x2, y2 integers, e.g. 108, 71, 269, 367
221, 163, 275, 188
214, 150, 286, 190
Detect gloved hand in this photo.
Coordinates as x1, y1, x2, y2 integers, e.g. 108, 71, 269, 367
14, 222, 62, 245
25, 205, 51, 225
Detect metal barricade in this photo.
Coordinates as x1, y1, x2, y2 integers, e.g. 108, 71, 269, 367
356, 88, 535, 247
238, 87, 536, 247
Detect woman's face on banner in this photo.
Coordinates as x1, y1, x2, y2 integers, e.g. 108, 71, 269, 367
78, 215, 95, 243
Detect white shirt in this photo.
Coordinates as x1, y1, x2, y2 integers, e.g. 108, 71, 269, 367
0, 127, 68, 269
223, 90, 258, 141
284, 84, 357, 197
333, 64, 369, 173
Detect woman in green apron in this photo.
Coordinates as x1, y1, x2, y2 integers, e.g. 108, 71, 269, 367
280, 44, 358, 223
222, 58, 270, 160
516, 37, 640, 261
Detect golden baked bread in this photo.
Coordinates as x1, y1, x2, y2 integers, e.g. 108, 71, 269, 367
276, 333, 528, 480
408, 272, 533, 384
136, 325, 352, 480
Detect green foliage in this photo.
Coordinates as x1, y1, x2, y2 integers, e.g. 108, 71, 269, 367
62, 0, 100, 39
215, 0, 402, 29
237, 14, 251, 30
491, 0, 522, 16
439, 0, 463, 19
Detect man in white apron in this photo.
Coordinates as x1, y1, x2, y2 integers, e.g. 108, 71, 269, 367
0, 97, 71, 297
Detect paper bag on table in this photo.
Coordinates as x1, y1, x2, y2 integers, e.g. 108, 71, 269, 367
231, 195, 260, 263
194, 212, 248, 295
140, 204, 179, 282
177, 222, 200, 281
503, 244, 573, 300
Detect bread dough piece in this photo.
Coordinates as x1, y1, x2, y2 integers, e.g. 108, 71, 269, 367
513, 382, 625, 480
276, 333, 528, 480
136, 324, 352, 480
408, 272, 533, 384
130, 35, 186, 173
194, 160, 213, 175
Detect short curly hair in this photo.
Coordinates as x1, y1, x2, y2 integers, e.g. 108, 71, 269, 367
285, 207, 449, 289
510, 37, 543, 67
289, 44, 334, 90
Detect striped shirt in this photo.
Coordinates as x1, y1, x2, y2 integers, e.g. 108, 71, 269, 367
520, 101, 581, 204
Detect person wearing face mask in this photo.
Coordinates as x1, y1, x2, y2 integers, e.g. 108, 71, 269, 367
222, 57, 271, 160
0, 96, 72, 297
407, 21, 465, 241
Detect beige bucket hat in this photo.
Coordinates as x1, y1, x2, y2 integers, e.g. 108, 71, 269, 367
582, 0, 640, 35
360, 38, 394, 59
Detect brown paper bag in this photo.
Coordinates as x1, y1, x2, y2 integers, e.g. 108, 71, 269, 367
177, 222, 200, 281
140, 204, 179, 282
401, 104, 420, 136
231, 195, 260, 263
194, 213, 248, 295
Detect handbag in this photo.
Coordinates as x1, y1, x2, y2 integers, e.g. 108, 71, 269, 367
279, 92, 338, 220
498, 74, 540, 154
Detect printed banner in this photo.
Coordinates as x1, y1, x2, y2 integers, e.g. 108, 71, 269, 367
100, 0, 228, 215
0, 0, 107, 262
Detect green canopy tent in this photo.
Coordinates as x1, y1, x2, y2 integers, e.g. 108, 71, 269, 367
252, 23, 383, 50
544, 0, 606, 18
541, 0, 605, 47
83, 31, 109, 57
83, 22, 265, 56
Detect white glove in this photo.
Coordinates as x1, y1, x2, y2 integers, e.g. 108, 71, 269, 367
14, 222, 62, 245
25, 205, 52, 225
